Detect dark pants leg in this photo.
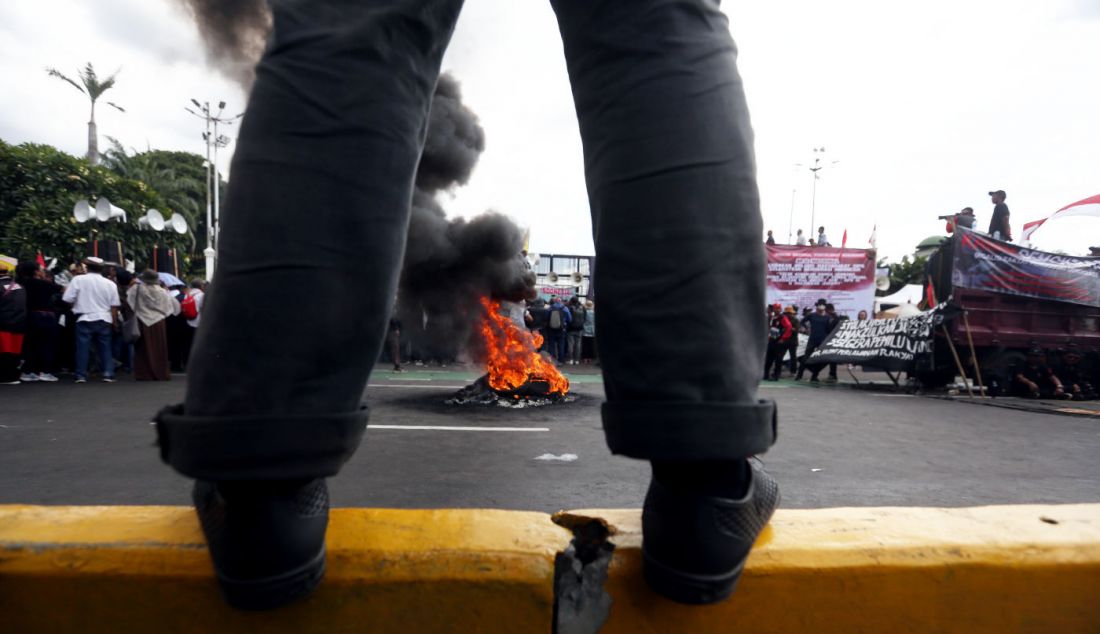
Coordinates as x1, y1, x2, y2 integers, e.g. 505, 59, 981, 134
763, 341, 778, 378
94, 322, 114, 379
23, 312, 59, 374
797, 341, 818, 379
0, 351, 20, 383
156, 0, 467, 482
784, 339, 799, 374
551, 0, 775, 460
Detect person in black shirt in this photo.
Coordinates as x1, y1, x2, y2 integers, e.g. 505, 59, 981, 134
987, 190, 1012, 241
822, 303, 845, 381
15, 261, 63, 382
796, 301, 832, 381
1012, 348, 1068, 399
1054, 347, 1096, 401
765, 230, 776, 245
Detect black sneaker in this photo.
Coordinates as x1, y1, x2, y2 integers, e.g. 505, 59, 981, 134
192, 478, 329, 610
642, 460, 779, 604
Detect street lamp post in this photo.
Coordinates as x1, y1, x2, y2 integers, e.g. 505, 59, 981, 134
185, 100, 241, 280
807, 147, 839, 240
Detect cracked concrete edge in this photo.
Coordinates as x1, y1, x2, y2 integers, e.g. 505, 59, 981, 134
563, 505, 1100, 634
550, 512, 615, 634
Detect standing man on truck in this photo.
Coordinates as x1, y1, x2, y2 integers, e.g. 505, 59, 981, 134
988, 190, 1012, 241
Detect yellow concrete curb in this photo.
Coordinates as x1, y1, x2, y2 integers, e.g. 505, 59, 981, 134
560, 504, 1100, 633
0, 505, 572, 633
3, 504, 1100, 632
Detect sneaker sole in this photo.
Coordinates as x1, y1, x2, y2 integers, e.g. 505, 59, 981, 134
216, 546, 326, 611
642, 548, 747, 605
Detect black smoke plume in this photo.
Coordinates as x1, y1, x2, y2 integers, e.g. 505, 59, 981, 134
400, 74, 535, 361
178, 0, 270, 88
178, 3, 535, 360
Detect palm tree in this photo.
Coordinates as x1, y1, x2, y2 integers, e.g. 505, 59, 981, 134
45, 63, 125, 165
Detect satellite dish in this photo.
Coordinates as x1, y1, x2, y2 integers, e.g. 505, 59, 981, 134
73, 199, 93, 223
138, 209, 166, 231
875, 275, 891, 291
94, 197, 127, 223
169, 213, 188, 234
547, 271, 560, 283
571, 271, 584, 284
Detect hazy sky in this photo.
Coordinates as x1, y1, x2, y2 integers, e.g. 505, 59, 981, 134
2, 0, 1097, 263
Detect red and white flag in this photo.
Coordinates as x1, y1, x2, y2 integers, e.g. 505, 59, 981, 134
868, 225, 877, 249
1021, 194, 1100, 243
841, 228, 848, 249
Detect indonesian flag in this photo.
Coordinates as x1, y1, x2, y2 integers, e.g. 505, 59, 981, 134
868, 225, 877, 249
841, 228, 848, 249
1021, 194, 1100, 243
36, 251, 46, 268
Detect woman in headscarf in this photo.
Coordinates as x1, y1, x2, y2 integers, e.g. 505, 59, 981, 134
128, 270, 180, 381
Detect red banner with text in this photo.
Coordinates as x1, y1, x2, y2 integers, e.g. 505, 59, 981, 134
765, 245, 876, 318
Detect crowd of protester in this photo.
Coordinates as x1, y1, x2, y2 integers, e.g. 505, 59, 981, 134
759, 297, 1096, 400
7, 255, 1092, 401
1010, 345, 1096, 401
762, 298, 854, 383
0, 256, 205, 384
766, 226, 832, 247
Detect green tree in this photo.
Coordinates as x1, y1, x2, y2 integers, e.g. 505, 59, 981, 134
0, 140, 192, 273
876, 255, 928, 295
45, 63, 125, 165
102, 139, 210, 250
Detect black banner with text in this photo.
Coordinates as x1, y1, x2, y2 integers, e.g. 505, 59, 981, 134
808, 307, 958, 371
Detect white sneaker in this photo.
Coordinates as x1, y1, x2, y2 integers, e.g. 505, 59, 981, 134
37, 373, 59, 382
75, 377, 87, 384
20, 373, 39, 382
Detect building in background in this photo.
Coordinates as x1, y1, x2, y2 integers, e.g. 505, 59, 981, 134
531, 253, 594, 301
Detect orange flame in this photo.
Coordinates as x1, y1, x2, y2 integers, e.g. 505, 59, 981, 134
479, 297, 569, 395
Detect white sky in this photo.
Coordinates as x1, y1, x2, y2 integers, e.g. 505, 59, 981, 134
2, 0, 1097, 263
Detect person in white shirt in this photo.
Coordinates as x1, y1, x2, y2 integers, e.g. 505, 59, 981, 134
795, 229, 807, 246
816, 226, 830, 247
61, 257, 121, 383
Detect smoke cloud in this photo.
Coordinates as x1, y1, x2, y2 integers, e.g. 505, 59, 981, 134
178, 2, 535, 360
178, 0, 269, 88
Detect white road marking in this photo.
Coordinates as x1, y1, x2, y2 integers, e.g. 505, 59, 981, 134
535, 453, 578, 461
368, 425, 549, 432
367, 384, 467, 389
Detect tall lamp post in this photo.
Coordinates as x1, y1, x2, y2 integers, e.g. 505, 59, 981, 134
807, 147, 839, 240
185, 99, 241, 279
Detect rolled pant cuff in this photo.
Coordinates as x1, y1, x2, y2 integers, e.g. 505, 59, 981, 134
602, 400, 777, 460
154, 404, 369, 481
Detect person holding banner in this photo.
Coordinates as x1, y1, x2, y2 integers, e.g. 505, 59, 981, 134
796, 301, 831, 382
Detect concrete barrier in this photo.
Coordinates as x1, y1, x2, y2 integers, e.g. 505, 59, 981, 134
2, 504, 1099, 632
0, 505, 570, 633
562, 504, 1100, 633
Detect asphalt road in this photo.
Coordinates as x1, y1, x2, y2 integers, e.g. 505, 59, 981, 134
2, 366, 1098, 511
